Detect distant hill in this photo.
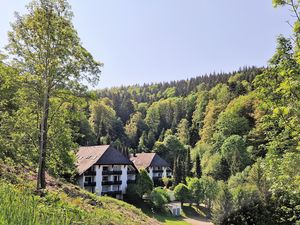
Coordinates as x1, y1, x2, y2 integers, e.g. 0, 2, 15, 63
95, 66, 262, 104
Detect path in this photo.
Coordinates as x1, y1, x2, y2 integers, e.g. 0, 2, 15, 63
183, 217, 213, 225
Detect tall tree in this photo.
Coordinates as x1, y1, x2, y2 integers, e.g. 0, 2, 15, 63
176, 118, 190, 145
6, 0, 102, 190
195, 154, 202, 178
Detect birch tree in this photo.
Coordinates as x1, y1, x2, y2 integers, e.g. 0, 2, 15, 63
6, 0, 102, 190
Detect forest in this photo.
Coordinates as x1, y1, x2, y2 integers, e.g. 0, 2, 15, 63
0, 0, 300, 224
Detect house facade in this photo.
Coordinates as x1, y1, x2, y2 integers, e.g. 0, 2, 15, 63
130, 153, 172, 185
76, 145, 137, 199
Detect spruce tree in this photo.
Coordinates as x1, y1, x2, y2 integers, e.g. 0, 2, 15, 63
195, 154, 202, 178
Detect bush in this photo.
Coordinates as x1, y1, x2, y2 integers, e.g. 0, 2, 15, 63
174, 183, 191, 206
125, 183, 140, 203
150, 187, 169, 210
136, 169, 154, 198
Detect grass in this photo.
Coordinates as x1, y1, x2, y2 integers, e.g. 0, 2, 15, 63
0, 182, 83, 225
0, 160, 159, 225
131, 199, 191, 225
181, 204, 210, 218
154, 214, 190, 225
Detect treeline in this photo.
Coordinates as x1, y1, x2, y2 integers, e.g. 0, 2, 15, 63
95, 66, 261, 122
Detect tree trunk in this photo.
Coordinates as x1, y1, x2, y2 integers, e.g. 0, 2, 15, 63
37, 89, 50, 190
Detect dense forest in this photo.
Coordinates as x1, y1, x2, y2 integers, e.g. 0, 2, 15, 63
0, 0, 300, 224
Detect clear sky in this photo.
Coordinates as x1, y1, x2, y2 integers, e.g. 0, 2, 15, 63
0, 0, 293, 88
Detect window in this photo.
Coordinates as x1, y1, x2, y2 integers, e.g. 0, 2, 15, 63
85, 177, 92, 182
103, 166, 108, 171
103, 176, 108, 182
114, 176, 119, 182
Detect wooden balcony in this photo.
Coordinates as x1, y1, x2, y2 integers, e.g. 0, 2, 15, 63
102, 170, 122, 175
153, 169, 163, 173
84, 170, 96, 176
84, 181, 96, 187
101, 180, 122, 185
101, 190, 122, 196
127, 180, 136, 184
127, 170, 136, 174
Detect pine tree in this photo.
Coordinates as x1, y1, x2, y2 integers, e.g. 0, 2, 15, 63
185, 147, 192, 178
195, 154, 202, 178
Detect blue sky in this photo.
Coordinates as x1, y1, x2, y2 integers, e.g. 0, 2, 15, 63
0, 0, 292, 88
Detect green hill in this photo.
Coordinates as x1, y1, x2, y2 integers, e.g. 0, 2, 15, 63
0, 160, 160, 225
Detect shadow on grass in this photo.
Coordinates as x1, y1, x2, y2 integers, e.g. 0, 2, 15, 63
132, 200, 190, 225
154, 214, 190, 225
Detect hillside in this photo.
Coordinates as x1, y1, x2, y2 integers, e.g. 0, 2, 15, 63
0, 159, 160, 225
1, 0, 300, 224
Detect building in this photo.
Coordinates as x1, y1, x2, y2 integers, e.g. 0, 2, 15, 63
130, 152, 172, 185
76, 145, 137, 199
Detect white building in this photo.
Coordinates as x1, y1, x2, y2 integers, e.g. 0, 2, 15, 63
130, 153, 172, 186
76, 145, 137, 199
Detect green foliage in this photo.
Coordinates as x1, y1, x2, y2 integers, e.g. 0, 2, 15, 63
212, 181, 233, 225
161, 177, 173, 188
89, 99, 118, 144
5, 0, 102, 188
186, 177, 204, 205
221, 135, 250, 176
150, 187, 169, 209
136, 169, 154, 198
0, 182, 83, 225
176, 118, 190, 145
125, 112, 146, 148
174, 183, 191, 205
201, 176, 219, 210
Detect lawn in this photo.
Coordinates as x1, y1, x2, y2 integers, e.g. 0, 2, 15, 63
131, 200, 191, 224
154, 214, 191, 225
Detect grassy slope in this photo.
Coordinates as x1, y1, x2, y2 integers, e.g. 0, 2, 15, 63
0, 159, 160, 225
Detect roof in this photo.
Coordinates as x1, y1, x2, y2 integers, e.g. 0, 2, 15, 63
76, 145, 133, 175
130, 153, 170, 170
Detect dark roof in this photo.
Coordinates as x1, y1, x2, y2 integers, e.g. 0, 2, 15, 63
130, 153, 170, 170
76, 145, 132, 175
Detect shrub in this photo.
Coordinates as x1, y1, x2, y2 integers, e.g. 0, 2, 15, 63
150, 187, 169, 210
174, 183, 191, 206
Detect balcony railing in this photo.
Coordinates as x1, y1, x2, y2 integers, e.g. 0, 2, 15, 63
101, 180, 122, 185
153, 169, 163, 173
84, 171, 96, 176
101, 190, 122, 196
102, 170, 122, 175
127, 170, 136, 174
84, 181, 96, 187
127, 180, 136, 184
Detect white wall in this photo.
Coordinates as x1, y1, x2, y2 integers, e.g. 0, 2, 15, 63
162, 167, 167, 177
95, 165, 103, 195
121, 165, 128, 193
148, 167, 153, 179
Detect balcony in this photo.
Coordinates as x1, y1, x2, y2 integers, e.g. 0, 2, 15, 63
102, 170, 122, 175
101, 190, 122, 196
127, 180, 136, 184
153, 169, 163, 173
84, 170, 96, 176
102, 180, 122, 185
127, 170, 136, 174
84, 181, 96, 187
